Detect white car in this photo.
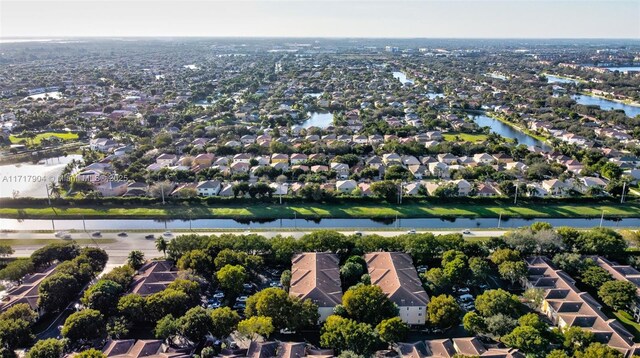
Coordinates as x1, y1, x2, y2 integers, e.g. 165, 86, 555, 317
163, 231, 173, 237
407, 229, 416, 234
462, 229, 471, 234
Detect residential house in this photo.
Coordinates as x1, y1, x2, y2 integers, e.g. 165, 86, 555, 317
102, 339, 191, 358
428, 162, 449, 179
271, 153, 289, 165
335, 180, 357, 194
290, 153, 308, 165
156, 154, 178, 167
0, 264, 58, 316
129, 261, 179, 296
96, 181, 129, 197
524, 257, 640, 357
590, 256, 640, 322
196, 180, 221, 197
290, 253, 342, 322
90, 138, 118, 152
542, 179, 569, 196
453, 179, 472, 196
330, 163, 350, 179
365, 252, 429, 325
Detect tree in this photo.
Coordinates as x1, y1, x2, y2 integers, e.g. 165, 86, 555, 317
484, 313, 518, 337
443, 257, 469, 285
0, 245, 14, 257
30, 242, 79, 268
501, 325, 548, 353
462, 311, 486, 334
155, 237, 168, 258
80, 248, 109, 272
0, 258, 35, 282
0, 318, 34, 350
280, 270, 292, 292
580, 266, 612, 289
106, 316, 130, 339
61, 309, 106, 343
598, 281, 636, 311
38, 273, 80, 313
340, 261, 365, 289
469, 257, 490, 284
237, 316, 274, 341
546, 350, 570, 358
342, 285, 397, 325
489, 248, 520, 265
498, 261, 527, 285
245, 287, 318, 331
474, 289, 521, 318
403, 233, 438, 264
299, 230, 352, 254
81, 280, 124, 315
102, 265, 135, 288
423, 268, 449, 294
26, 338, 64, 358
216, 264, 247, 299
518, 313, 547, 332
562, 326, 595, 351
522, 288, 545, 309
127, 251, 145, 270
0, 303, 38, 324
210, 307, 241, 338
167, 279, 202, 308
154, 315, 179, 339
146, 289, 191, 321
74, 349, 106, 358
117, 294, 147, 323
376, 317, 408, 344
320, 315, 379, 356
370, 181, 398, 202
178, 306, 213, 342
574, 342, 623, 358
427, 294, 462, 328
178, 249, 213, 278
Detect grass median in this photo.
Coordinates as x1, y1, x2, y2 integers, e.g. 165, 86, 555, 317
1, 202, 640, 220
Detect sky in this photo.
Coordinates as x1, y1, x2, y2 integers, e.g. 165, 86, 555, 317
1, 0, 639, 39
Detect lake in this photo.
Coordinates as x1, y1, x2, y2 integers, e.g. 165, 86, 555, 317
572, 94, 640, 118
471, 114, 550, 150
0, 154, 82, 198
0, 216, 638, 231
546, 75, 579, 84
605, 67, 640, 73
302, 112, 333, 128
24, 91, 63, 100
393, 71, 414, 85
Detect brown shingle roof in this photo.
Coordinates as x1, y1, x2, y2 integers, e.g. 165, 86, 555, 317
128, 261, 178, 296
364, 252, 429, 307
290, 253, 342, 308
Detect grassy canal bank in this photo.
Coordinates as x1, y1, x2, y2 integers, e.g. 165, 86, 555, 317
1, 202, 640, 220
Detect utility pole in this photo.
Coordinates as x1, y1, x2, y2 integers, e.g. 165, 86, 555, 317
514, 185, 518, 205
161, 183, 165, 205
621, 181, 626, 204
498, 212, 502, 228
600, 209, 605, 228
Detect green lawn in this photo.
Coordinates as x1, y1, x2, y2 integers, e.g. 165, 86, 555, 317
610, 310, 640, 340
10, 132, 79, 144
2, 202, 640, 220
443, 132, 489, 143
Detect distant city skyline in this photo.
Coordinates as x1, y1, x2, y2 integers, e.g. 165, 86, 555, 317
1, 0, 639, 39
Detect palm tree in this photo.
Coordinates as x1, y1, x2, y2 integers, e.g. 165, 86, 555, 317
49, 183, 62, 199
155, 237, 168, 258
127, 250, 145, 270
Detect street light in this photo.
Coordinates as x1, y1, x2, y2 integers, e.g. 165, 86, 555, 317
600, 209, 606, 228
